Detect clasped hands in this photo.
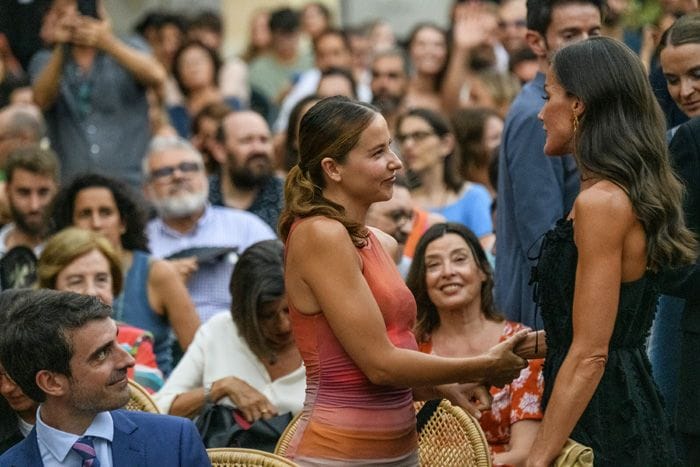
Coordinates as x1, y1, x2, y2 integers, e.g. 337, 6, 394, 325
210, 376, 278, 423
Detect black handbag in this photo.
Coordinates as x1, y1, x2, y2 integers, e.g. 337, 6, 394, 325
195, 403, 293, 452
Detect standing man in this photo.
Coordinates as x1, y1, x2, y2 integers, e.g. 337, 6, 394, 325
29, 0, 166, 189
144, 136, 275, 322
495, 0, 602, 327
0, 289, 210, 466
210, 110, 283, 231
0, 145, 59, 260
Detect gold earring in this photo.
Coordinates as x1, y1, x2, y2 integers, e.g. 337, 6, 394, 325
572, 114, 579, 134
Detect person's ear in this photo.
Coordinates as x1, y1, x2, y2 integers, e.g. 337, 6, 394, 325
525, 30, 547, 59
321, 157, 342, 183
36, 370, 69, 398
572, 99, 585, 118
440, 133, 455, 159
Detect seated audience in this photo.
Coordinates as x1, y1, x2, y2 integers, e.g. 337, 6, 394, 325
156, 239, 305, 423
37, 227, 164, 392
0, 289, 209, 466
51, 173, 200, 375
143, 136, 275, 323
407, 223, 543, 466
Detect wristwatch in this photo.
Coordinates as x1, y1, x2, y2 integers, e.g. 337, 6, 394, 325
204, 382, 213, 404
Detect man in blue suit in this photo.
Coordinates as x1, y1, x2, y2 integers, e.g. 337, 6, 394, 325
0, 289, 211, 466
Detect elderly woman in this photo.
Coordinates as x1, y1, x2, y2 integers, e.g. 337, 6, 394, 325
37, 227, 164, 392
51, 173, 200, 376
407, 223, 543, 466
155, 240, 305, 423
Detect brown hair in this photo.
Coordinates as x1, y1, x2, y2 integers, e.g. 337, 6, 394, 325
5, 144, 60, 183
278, 96, 378, 246
37, 227, 123, 295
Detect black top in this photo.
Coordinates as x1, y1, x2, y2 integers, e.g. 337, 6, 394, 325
532, 218, 678, 466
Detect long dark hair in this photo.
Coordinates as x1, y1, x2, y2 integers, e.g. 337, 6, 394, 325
279, 96, 378, 246
229, 240, 285, 362
50, 173, 150, 252
551, 37, 696, 269
406, 223, 501, 343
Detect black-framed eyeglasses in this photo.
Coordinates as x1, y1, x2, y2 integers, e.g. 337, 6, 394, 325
396, 130, 436, 144
149, 161, 202, 181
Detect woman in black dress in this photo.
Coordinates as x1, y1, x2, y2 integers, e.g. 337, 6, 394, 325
525, 37, 696, 466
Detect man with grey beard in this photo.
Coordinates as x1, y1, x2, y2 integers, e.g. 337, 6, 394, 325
209, 110, 283, 231
143, 136, 275, 322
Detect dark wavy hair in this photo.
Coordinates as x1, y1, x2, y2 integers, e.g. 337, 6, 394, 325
172, 40, 222, 97
526, 0, 603, 36
229, 240, 286, 363
407, 222, 502, 343
50, 173, 149, 252
279, 96, 378, 246
551, 36, 696, 269
396, 107, 463, 193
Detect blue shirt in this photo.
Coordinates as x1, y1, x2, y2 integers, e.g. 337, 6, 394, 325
36, 408, 113, 467
146, 204, 276, 322
495, 72, 579, 328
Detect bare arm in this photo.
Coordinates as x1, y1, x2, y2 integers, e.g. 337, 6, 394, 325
526, 188, 635, 466
494, 420, 541, 466
149, 259, 200, 350
287, 218, 527, 388
71, 14, 166, 88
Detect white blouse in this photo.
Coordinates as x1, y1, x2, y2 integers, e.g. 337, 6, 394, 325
155, 312, 306, 415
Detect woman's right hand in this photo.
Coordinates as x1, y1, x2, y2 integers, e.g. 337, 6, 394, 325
211, 376, 277, 423
484, 330, 528, 387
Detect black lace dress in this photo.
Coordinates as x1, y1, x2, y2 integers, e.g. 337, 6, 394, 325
532, 218, 678, 466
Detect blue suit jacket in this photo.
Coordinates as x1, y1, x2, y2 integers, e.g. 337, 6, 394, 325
0, 410, 211, 467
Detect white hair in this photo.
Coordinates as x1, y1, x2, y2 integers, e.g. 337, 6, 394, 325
142, 135, 205, 181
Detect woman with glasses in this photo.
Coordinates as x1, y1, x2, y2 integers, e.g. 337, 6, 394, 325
50, 173, 200, 376
396, 107, 494, 250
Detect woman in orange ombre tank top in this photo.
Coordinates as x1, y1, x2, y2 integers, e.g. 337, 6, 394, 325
279, 96, 529, 466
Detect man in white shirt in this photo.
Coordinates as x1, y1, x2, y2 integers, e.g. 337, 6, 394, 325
143, 136, 276, 322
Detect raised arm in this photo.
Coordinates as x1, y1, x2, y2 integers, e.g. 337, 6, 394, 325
526, 187, 636, 466
149, 258, 200, 350
32, 8, 75, 110
287, 218, 527, 388
71, 13, 166, 88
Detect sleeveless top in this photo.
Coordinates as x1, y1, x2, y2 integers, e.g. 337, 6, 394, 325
113, 250, 174, 375
531, 218, 678, 466
285, 218, 418, 465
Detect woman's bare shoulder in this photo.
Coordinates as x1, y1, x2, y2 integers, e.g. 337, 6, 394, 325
574, 180, 634, 224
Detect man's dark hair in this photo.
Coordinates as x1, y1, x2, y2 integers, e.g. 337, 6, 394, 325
188, 10, 223, 35
312, 28, 351, 54
5, 145, 60, 184
269, 8, 300, 34
0, 290, 111, 402
526, 0, 604, 35
50, 173, 150, 251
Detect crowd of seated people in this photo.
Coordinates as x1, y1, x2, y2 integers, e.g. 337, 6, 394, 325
0, 0, 698, 466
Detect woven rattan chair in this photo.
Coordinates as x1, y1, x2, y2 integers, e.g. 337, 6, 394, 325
123, 379, 160, 414
275, 400, 492, 466
207, 448, 299, 466
415, 399, 492, 467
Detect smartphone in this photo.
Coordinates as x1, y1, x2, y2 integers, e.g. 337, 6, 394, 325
77, 0, 99, 18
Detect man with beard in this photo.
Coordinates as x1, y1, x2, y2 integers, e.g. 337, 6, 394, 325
209, 110, 283, 230
0, 290, 209, 466
0, 145, 58, 259
144, 136, 275, 322
370, 49, 409, 139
